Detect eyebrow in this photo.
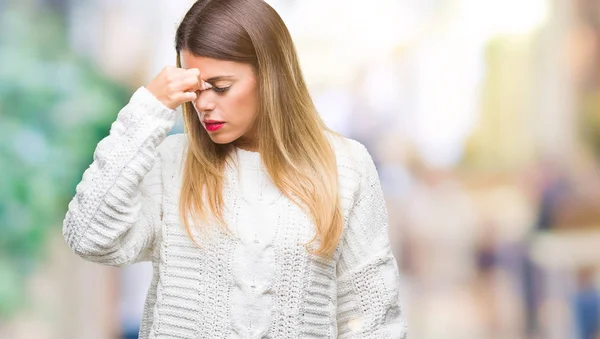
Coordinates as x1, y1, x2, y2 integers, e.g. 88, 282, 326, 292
204, 75, 236, 82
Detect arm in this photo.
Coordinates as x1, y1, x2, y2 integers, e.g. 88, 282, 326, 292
336, 143, 408, 338
62, 86, 176, 267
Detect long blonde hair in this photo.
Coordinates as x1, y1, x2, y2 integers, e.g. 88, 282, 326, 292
175, 0, 342, 258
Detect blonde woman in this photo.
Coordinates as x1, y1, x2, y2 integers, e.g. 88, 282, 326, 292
63, 0, 407, 338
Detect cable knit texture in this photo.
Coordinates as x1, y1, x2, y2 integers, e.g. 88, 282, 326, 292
63, 86, 408, 339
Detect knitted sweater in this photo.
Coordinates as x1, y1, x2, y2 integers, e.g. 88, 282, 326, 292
62, 87, 408, 339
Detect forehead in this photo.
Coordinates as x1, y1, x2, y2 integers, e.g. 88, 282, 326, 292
181, 50, 252, 79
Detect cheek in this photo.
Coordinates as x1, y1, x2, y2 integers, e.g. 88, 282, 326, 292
227, 88, 258, 124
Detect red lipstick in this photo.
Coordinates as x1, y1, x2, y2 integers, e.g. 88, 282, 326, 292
203, 119, 225, 132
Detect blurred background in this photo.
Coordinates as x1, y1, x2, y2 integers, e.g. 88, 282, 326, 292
1, 0, 600, 338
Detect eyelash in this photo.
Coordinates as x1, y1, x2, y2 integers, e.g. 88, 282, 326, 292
212, 86, 230, 93
195, 86, 230, 96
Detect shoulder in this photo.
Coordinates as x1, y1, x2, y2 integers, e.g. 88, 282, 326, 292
158, 132, 186, 151
157, 133, 187, 169
325, 130, 374, 178
324, 131, 382, 209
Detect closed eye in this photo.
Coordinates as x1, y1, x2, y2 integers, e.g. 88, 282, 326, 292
212, 86, 230, 93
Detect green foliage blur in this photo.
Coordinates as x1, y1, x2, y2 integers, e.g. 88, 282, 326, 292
0, 2, 129, 319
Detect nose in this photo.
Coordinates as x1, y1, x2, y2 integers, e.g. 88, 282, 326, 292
194, 90, 216, 115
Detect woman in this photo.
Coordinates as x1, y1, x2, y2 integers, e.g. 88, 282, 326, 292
63, 0, 407, 338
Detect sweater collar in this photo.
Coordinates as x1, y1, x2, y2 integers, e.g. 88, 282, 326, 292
234, 147, 262, 169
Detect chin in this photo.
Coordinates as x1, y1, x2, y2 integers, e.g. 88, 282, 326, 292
206, 133, 238, 145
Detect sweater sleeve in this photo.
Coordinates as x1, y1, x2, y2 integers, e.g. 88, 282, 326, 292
336, 143, 408, 339
62, 86, 176, 267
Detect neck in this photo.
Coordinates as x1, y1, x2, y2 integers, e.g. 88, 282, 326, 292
234, 140, 258, 152
234, 132, 258, 152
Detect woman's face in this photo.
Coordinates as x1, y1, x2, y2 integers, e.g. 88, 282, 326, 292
181, 50, 259, 151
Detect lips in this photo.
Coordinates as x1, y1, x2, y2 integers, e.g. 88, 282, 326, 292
203, 120, 225, 132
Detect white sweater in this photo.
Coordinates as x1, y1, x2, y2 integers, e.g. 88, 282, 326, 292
62, 87, 408, 339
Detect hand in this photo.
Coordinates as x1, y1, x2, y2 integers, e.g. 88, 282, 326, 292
146, 66, 211, 110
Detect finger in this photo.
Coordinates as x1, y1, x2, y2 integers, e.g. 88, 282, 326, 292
170, 72, 202, 93
186, 68, 203, 92
172, 91, 197, 105
183, 68, 212, 91
163, 66, 189, 82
